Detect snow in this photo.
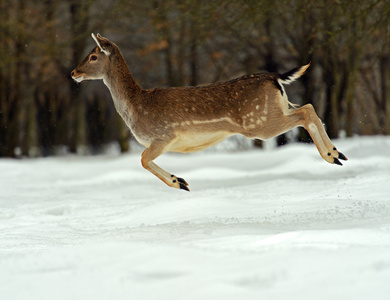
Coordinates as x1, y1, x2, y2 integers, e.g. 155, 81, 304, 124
1, 136, 390, 300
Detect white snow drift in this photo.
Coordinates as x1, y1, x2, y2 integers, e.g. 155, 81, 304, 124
1, 136, 390, 300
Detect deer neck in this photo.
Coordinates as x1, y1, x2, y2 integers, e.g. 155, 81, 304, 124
103, 55, 143, 122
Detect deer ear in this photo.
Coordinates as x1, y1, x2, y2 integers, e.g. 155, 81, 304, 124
91, 33, 111, 56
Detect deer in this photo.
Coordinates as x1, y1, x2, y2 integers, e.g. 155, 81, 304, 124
71, 33, 347, 192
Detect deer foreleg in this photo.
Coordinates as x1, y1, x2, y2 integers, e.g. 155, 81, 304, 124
290, 104, 348, 165
141, 141, 190, 191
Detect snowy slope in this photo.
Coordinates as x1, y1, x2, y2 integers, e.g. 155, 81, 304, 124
1, 136, 390, 300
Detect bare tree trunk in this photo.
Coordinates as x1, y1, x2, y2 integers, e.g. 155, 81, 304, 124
380, 54, 390, 134
323, 67, 342, 139
164, 33, 179, 87
153, 0, 180, 87
189, 37, 199, 86
39, 0, 59, 155
11, 0, 40, 157
17, 0, 40, 157
344, 67, 359, 137
0, 0, 11, 156
69, 1, 89, 154
189, 14, 199, 87
176, 17, 186, 87
344, 19, 365, 138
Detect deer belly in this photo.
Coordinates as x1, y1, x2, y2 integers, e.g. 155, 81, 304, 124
131, 131, 152, 148
169, 131, 232, 153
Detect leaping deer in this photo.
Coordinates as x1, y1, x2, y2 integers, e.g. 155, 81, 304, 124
71, 33, 347, 191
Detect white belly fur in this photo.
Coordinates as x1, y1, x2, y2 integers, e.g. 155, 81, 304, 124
168, 131, 233, 153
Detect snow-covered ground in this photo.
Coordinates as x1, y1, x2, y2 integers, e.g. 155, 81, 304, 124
1, 136, 390, 300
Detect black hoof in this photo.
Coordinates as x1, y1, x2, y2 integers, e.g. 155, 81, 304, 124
334, 158, 343, 166
171, 174, 189, 191
177, 177, 188, 186
338, 152, 348, 161
179, 183, 190, 192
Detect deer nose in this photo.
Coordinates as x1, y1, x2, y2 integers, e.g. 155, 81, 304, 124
71, 71, 75, 77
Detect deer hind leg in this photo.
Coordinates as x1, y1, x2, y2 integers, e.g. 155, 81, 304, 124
289, 104, 348, 165
141, 141, 190, 191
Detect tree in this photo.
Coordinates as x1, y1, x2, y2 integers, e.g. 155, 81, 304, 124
68, 1, 91, 154
0, 0, 389, 158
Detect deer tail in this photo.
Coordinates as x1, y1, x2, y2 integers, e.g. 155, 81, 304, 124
278, 62, 311, 85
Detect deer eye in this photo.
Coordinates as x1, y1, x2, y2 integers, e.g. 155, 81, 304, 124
90, 55, 98, 61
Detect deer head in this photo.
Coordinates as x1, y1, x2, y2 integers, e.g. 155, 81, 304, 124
71, 33, 116, 83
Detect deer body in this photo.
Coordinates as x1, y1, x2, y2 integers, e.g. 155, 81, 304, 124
71, 34, 347, 191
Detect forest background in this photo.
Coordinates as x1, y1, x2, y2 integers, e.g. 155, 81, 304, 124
0, 0, 389, 157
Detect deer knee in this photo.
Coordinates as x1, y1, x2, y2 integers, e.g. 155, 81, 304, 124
303, 103, 314, 110
299, 104, 318, 124
141, 150, 150, 170
301, 103, 315, 116
303, 103, 321, 119
141, 158, 149, 170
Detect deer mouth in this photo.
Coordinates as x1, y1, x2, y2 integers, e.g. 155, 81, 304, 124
73, 75, 84, 83
71, 70, 85, 83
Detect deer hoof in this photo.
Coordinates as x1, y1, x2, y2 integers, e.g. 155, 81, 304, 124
333, 157, 343, 166
179, 182, 190, 192
171, 174, 190, 191
177, 177, 188, 186
338, 152, 348, 161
